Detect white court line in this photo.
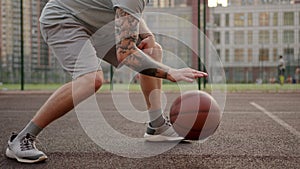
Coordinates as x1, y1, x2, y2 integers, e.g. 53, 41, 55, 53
0, 110, 36, 112
224, 111, 297, 114
250, 102, 300, 139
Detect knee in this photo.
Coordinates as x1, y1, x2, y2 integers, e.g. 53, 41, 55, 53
93, 73, 103, 91
81, 71, 103, 92
150, 43, 163, 62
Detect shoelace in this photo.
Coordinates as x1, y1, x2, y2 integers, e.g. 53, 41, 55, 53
164, 117, 172, 126
20, 133, 36, 151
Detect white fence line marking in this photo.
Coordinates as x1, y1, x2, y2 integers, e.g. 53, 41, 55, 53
250, 102, 300, 139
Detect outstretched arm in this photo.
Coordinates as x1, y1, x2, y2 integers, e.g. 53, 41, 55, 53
115, 8, 170, 79
115, 8, 207, 82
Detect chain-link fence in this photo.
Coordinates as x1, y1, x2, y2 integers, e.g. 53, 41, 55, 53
0, 0, 299, 86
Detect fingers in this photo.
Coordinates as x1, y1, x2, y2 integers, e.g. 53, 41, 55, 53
182, 77, 194, 83
184, 69, 208, 79
137, 41, 146, 49
138, 41, 154, 55
193, 71, 208, 78
144, 48, 153, 55
189, 69, 208, 76
175, 68, 208, 83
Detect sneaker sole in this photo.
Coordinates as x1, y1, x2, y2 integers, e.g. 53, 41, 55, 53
5, 148, 47, 163
144, 133, 184, 142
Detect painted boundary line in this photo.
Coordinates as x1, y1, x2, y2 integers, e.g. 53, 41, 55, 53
250, 102, 300, 139
1, 110, 298, 114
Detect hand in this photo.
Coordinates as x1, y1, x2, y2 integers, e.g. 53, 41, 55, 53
137, 35, 155, 55
167, 68, 208, 83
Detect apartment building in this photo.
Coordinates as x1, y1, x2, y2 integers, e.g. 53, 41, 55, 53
0, 0, 66, 84
209, 0, 300, 83
0, 0, 203, 84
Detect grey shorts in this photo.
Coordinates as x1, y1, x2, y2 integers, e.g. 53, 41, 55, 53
40, 20, 119, 79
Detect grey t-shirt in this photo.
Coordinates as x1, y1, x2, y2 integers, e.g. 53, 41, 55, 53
40, 0, 149, 29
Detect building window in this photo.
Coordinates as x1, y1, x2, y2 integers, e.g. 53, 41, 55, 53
234, 31, 244, 44
234, 49, 244, 62
248, 49, 253, 62
259, 48, 269, 61
234, 13, 245, 27
284, 48, 294, 64
214, 14, 221, 27
273, 30, 278, 44
259, 30, 270, 44
299, 30, 300, 43
174, 0, 187, 6
283, 12, 294, 26
283, 30, 294, 44
248, 31, 253, 44
299, 48, 300, 61
259, 12, 269, 26
152, 0, 174, 8
248, 13, 253, 26
273, 48, 278, 62
214, 31, 221, 44
216, 49, 221, 57
273, 12, 278, 26
284, 48, 294, 58
233, 68, 245, 83
225, 49, 230, 62
225, 31, 230, 44
225, 14, 230, 27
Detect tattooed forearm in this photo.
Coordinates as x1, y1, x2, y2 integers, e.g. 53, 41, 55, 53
121, 52, 168, 78
115, 8, 170, 79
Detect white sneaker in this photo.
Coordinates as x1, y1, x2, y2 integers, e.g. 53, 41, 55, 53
144, 120, 184, 142
6, 133, 47, 163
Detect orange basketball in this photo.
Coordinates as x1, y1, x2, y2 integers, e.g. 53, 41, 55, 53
169, 90, 222, 140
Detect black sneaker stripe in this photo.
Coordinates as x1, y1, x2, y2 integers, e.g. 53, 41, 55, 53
22, 154, 44, 160
146, 127, 156, 135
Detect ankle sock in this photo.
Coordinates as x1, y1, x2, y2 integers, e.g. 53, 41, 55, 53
148, 109, 165, 128
17, 121, 43, 139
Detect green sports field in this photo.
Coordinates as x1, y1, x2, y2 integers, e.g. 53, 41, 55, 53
0, 83, 299, 92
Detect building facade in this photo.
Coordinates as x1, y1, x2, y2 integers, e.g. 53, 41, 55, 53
108, 0, 203, 83
0, 0, 67, 84
145, 2, 194, 68
3, 0, 297, 84
0, 0, 196, 84
209, 0, 300, 83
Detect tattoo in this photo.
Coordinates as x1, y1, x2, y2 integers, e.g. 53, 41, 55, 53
122, 54, 168, 78
115, 8, 169, 79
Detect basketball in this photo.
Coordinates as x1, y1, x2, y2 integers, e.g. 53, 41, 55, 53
169, 90, 222, 140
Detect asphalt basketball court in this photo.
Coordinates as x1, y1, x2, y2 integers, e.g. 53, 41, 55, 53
0, 91, 299, 168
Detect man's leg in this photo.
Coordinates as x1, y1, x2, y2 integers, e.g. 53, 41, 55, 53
6, 71, 103, 163
279, 69, 285, 85
139, 43, 165, 127
32, 71, 103, 128
141, 43, 184, 141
